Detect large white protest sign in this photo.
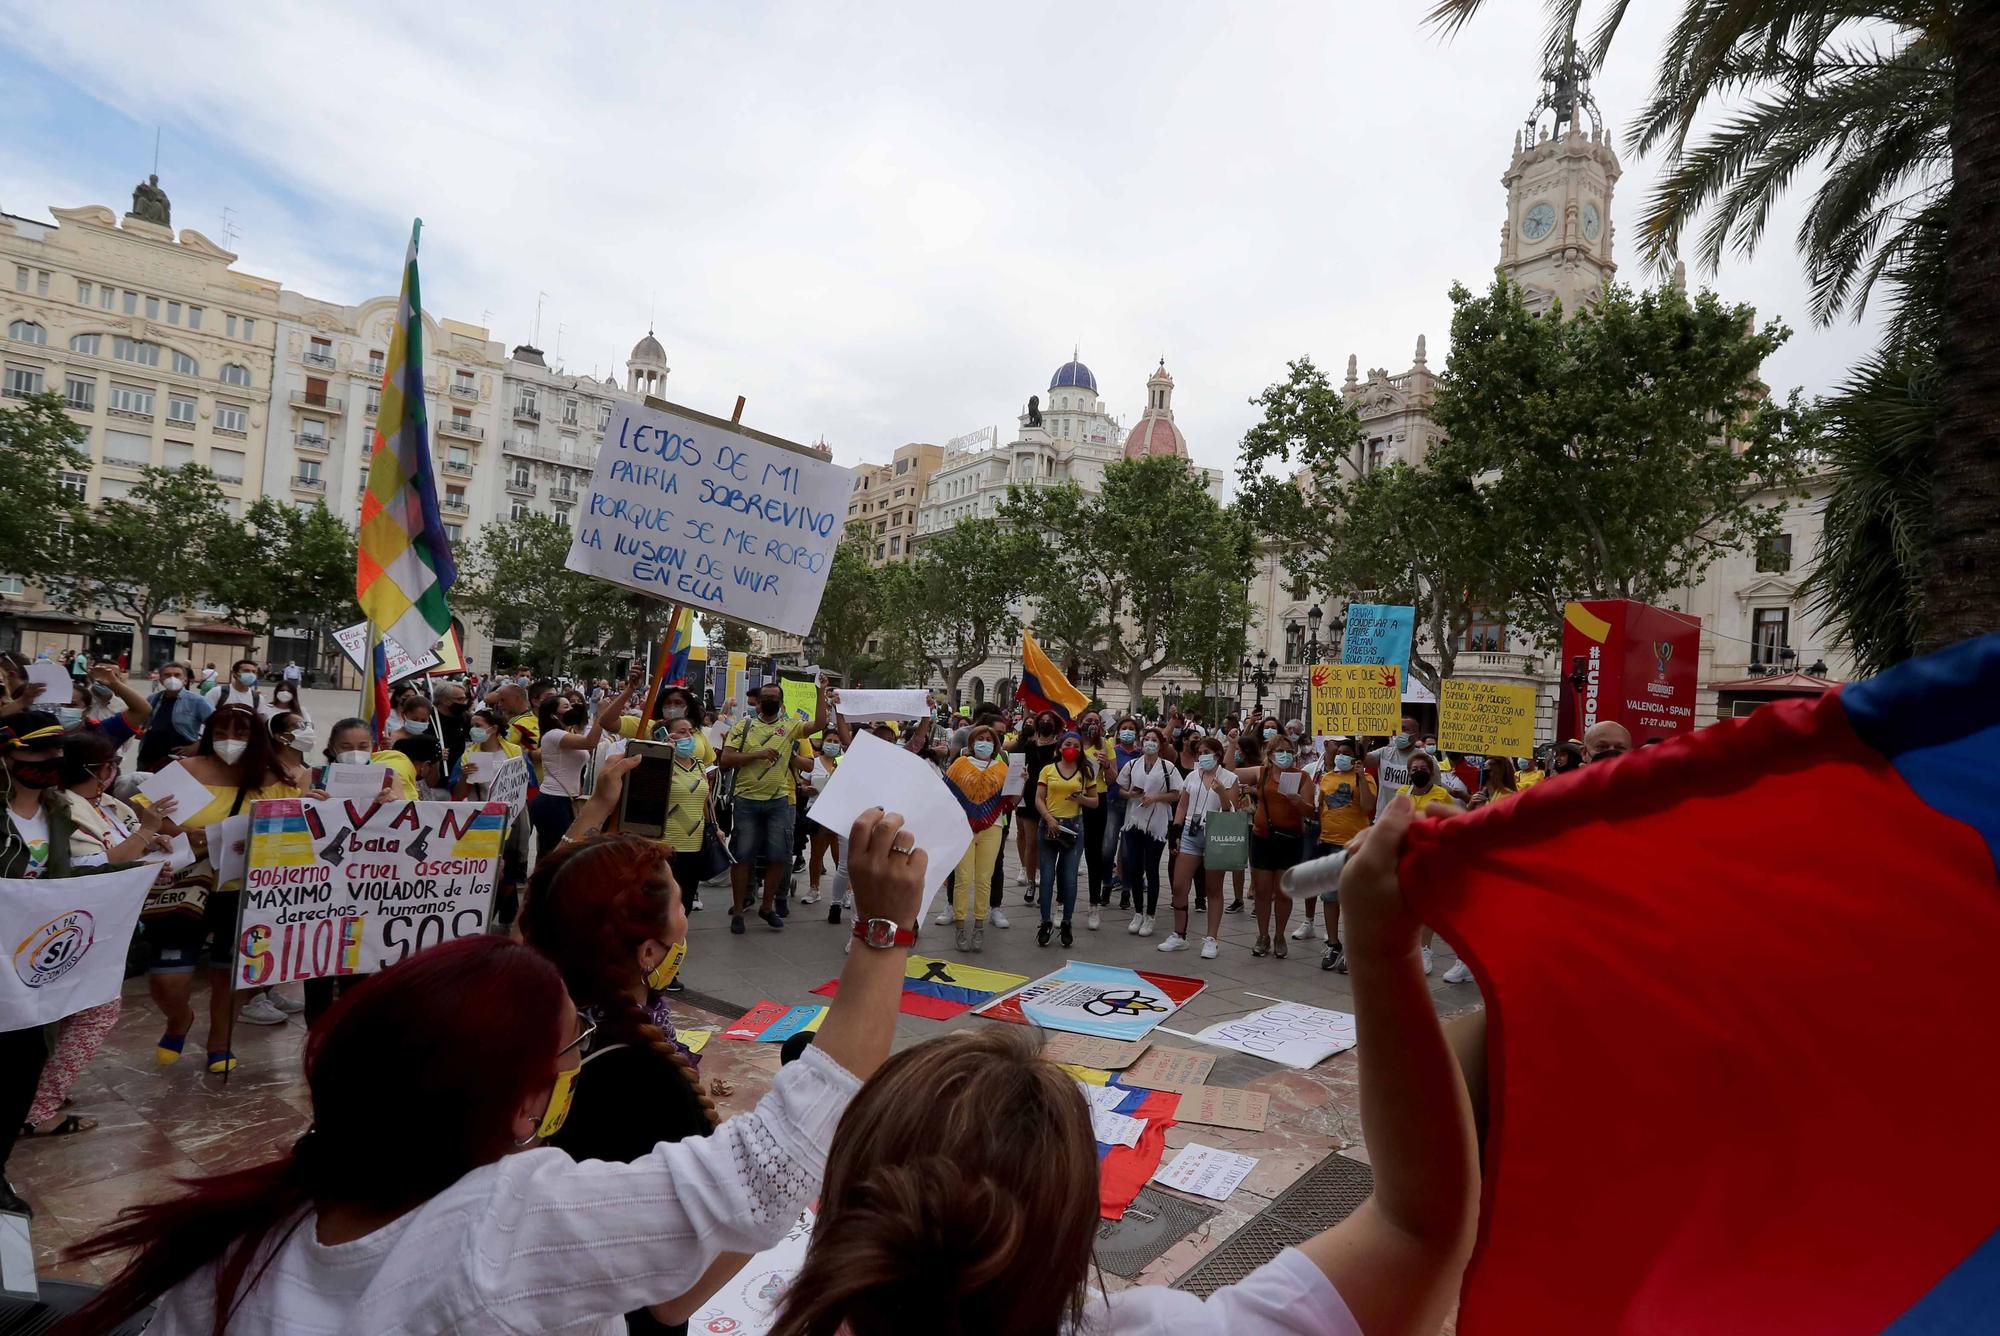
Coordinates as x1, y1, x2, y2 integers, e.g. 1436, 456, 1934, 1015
232, 797, 505, 990
565, 398, 855, 636
1187, 1001, 1358, 1069
0, 865, 155, 1030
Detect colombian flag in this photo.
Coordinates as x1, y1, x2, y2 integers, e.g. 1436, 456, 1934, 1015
1403, 632, 2000, 1334
662, 605, 695, 687
1018, 631, 1088, 721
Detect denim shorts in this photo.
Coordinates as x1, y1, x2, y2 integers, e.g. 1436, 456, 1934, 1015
729, 796, 795, 864
1178, 821, 1208, 857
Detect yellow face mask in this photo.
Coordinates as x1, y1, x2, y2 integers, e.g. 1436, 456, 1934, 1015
645, 940, 686, 993
536, 1064, 579, 1140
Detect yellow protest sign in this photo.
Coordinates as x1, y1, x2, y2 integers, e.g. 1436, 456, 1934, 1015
1439, 679, 1538, 755
781, 677, 818, 728
1309, 663, 1402, 736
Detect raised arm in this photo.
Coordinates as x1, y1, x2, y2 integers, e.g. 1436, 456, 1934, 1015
93, 662, 151, 730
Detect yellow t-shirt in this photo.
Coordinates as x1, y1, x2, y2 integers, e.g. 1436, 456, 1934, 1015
664, 761, 710, 853
1397, 783, 1461, 814
1514, 768, 1544, 789
372, 749, 419, 800
725, 716, 809, 802
1316, 773, 1373, 847
508, 712, 542, 752
1038, 763, 1091, 820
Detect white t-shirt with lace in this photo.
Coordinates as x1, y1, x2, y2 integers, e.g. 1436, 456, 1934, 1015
145, 1044, 860, 1335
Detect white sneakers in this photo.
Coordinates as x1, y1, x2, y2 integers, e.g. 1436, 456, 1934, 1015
1421, 945, 1435, 976
1157, 932, 1188, 952
1200, 936, 1219, 959
1442, 960, 1473, 984
1139, 915, 1155, 937
799, 890, 821, 905
239, 994, 288, 1026
1290, 921, 1316, 941
933, 905, 956, 926
1127, 913, 1144, 934
989, 907, 1011, 929
1087, 908, 1101, 931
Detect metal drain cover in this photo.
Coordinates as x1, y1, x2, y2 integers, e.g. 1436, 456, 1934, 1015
1266, 1152, 1374, 1231
1170, 1214, 1315, 1296
1094, 1187, 1219, 1278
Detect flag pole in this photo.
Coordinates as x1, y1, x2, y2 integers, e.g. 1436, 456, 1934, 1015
635, 601, 683, 739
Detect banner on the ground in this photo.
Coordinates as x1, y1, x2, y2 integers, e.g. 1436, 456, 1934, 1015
332, 620, 441, 682
1439, 679, 1538, 755
687, 1209, 814, 1336
721, 1000, 827, 1043
974, 962, 1205, 1041
1558, 598, 1701, 740
812, 954, 1028, 1020
1310, 663, 1403, 736
1341, 604, 1415, 678
1189, 1001, 1357, 1069
565, 397, 856, 637
0, 865, 156, 1030
232, 797, 505, 990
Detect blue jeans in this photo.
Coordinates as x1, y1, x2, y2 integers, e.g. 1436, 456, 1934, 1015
1038, 817, 1082, 926
730, 796, 795, 864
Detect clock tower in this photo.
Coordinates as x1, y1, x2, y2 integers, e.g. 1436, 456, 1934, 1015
1499, 43, 1620, 316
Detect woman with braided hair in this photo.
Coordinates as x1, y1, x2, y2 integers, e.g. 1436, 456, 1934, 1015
518, 832, 736, 1335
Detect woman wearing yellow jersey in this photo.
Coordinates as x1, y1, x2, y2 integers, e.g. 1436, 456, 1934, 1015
659, 716, 715, 923
145, 705, 303, 1073
1034, 732, 1098, 949
1302, 739, 1374, 953
452, 705, 524, 800
1468, 755, 1521, 808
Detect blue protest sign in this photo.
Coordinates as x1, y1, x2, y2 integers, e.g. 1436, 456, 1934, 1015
1340, 604, 1415, 678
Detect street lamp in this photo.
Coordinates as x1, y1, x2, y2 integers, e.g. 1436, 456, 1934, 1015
1248, 651, 1274, 715
1304, 604, 1324, 663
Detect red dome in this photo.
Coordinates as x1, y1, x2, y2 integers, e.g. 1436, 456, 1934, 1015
1123, 416, 1187, 459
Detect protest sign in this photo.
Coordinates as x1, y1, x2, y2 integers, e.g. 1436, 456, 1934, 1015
975, 962, 1205, 1042
0, 866, 156, 1030
483, 754, 532, 819
332, 621, 440, 681
232, 798, 505, 990
1341, 603, 1415, 677
688, 1210, 815, 1336
1041, 1032, 1151, 1070
565, 398, 856, 637
1118, 1045, 1215, 1093
1189, 1001, 1358, 1069
1309, 664, 1402, 736
1440, 679, 1538, 755
781, 676, 819, 728
1180, 1086, 1271, 1132
1154, 1145, 1259, 1201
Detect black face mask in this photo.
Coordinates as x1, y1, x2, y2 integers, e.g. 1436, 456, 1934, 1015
759, 698, 782, 718
1410, 769, 1435, 787
9, 760, 60, 791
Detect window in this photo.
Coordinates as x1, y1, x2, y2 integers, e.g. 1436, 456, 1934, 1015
12, 267, 24, 292
445, 522, 463, 543
517, 388, 538, 413
563, 398, 578, 425
1366, 438, 1387, 472
108, 383, 154, 416
512, 465, 530, 487
211, 448, 246, 482
509, 502, 529, 522
99, 286, 114, 311
122, 290, 138, 315
103, 429, 152, 465
112, 336, 160, 366
220, 363, 251, 386
76, 280, 91, 304
225, 314, 237, 337
447, 446, 469, 468
453, 370, 475, 393
445, 486, 465, 506
186, 306, 201, 330
1283, 621, 1304, 665
6, 320, 45, 345
1756, 532, 1793, 573
171, 350, 198, 376
57, 471, 87, 500
35, 271, 48, 297
365, 388, 381, 416
68, 333, 100, 356
596, 403, 611, 430
98, 476, 135, 501
0, 576, 20, 596
167, 394, 196, 425
449, 414, 473, 433
3, 364, 43, 398
143, 295, 158, 321
167, 301, 182, 325
64, 375, 94, 410
296, 460, 322, 483
300, 417, 327, 442
163, 442, 193, 468
889, 536, 901, 555
1462, 610, 1507, 654
368, 350, 385, 378
216, 404, 248, 434
1752, 607, 1791, 666
875, 543, 885, 560
896, 457, 910, 474
241, 318, 256, 341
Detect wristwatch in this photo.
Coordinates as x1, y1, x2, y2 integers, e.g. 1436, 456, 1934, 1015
852, 918, 915, 950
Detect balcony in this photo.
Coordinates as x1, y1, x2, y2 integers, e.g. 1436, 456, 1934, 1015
364, 398, 379, 417
291, 475, 326, 493
302, 350, 336, 370
438, 418, 483, 441
505, 479, 536, 497
449, 381, 478, 399
213, 426, 248, 440
550, 490, 577, 506
290, 390, 344, 414
512, 402, 540, 423
441, 496, 470, 515
294, 432, 330, 452
441, 459, 474, 478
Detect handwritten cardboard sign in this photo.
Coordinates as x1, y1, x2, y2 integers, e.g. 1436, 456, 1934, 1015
1042, 1032, 1152, 1071
1309, 663, 1403, 736
565, 398, 855, 637
1179, 1085, 1271, 1132
1439, 678, 1538, 756
1119, 1045, 1216, 1093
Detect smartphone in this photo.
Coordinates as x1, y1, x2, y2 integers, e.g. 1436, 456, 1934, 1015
616, 739, 679, 838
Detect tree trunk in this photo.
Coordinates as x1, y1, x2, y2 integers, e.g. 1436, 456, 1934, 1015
1927, 2, 2000, 649
941, 664, 965, 711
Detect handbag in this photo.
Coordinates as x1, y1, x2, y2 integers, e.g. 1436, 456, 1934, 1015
1202, 810, 1251, 872
140, 784, 244, 921
696, 822, 734, 883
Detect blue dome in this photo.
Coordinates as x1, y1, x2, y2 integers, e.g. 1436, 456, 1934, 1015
1049, 360, 1098, 394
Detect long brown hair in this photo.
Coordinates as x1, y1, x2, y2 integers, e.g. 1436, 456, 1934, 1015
771, 1029, 1099, 1336
518, 834, 717, 1130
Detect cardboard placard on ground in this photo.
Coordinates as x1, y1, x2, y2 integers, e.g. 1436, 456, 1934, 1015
1439, 678, 1538, 756
1309, 663, 1403, 737
1179, 1085, 1271, 1132
1119, 1045, 1216, 1093
1042, 1032, 1152, 1071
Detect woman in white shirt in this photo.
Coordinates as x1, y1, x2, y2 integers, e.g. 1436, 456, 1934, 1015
63, 793, 930, 1335
530, 670, 639, 855
1164, 736, 1240, 959
1115, 727, 1181, 939
771, 795, 1474, 1336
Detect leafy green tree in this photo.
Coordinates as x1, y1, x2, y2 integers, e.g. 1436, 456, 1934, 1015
806, 525, 880, 679
1004, 455, 1257, 707
0, 392, 91, 587
458, 515, 625, 674
210, 499, 358, 635
44, 465, 232, 667
701, 615, 754, 655
876, 518, 1028, 708
1169, 566, 1255, 718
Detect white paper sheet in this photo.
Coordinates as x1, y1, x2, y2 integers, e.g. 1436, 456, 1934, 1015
209, 813, 251, 885
806, 732, 970, 898
831, 688, 932, 722
1277, 770, 1302, 795
1153, 1144, 1258, 1201
1001, 752, 1029, 798
325, 762, 387, 802
1090, 1106, 1145, 1148
135, 761, 213, 822
25, 661, 73, 706
460, 750, 495, 784
1190, 1002, 1358, 1070
1077, 1081, 1133, 1115
0, 1212, 36, 1297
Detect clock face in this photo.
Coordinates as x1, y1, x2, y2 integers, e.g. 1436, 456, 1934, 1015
1522, 202, 1557, 242
1582, 203, 1602, 241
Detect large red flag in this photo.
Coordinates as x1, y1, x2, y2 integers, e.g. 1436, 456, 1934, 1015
1403, 633, 2000, 1333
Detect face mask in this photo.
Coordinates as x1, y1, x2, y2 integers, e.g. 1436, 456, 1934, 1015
674, 736, 697, 758
89, 681, 112, 700
1038, 721, 1057, 736
9, 760, 60, 790
212, 739, 248, 765
1287, 728, 1302, 740
288, 728, 317, 753
1334, 755, 1355, 773
161, 676, 183, 693
57, 706, 84, 728
1392, 733, 1411, 750
1273, 751, 1295, 768
972, 740, 995, 760
1411, 769, 1434, 787
645, 940, 686, 992
759, 698, 782, 718
823, 741, 843, 758
1263, 727, 1278, 740
405, 720, 432, 735
1060, 745, 1081, 763
236, 671, 257, 688
1426, 745, 1441, 758
535, 1065, 579, 1140
468, 726, 491, 745
1197, 754, 1219, 772
665, 707, 687, 721
276, 692, 294, 704
385, 711, 403, 733
1084, 722, 1101, 738
336, 749, 373, 766
1117, 729, 1135, 744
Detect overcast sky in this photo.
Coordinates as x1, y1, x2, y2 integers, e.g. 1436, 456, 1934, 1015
0, 1, 1882, 481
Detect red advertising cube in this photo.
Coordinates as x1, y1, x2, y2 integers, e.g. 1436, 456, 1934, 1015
1558, 599, 1702, 741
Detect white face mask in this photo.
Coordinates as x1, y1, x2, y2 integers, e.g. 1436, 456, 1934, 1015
288, 728, 317, 753
160, 676, 183, 693
212, 738, 248, 764
336, 749, 372, 766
